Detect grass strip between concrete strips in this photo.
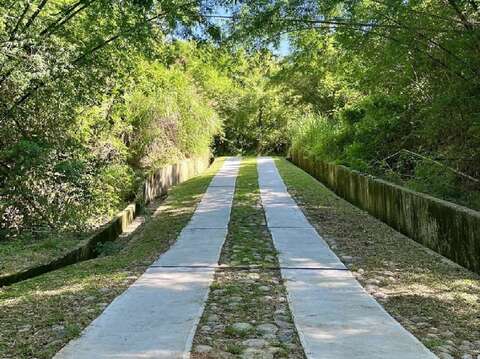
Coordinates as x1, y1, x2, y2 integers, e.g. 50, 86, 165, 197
191, 157, 306, 359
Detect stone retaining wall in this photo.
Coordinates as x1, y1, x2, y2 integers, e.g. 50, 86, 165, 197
0, 154, 212, 287
289, 149, 480, 274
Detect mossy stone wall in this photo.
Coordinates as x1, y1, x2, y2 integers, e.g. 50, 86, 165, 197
290, 149, 480, 274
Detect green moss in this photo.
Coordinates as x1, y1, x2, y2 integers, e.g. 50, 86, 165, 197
226, 343, 243, 354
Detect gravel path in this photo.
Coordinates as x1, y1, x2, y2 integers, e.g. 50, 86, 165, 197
48, 156, 467, 359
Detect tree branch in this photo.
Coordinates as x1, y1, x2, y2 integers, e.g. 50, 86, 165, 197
39, 0, 94, 37
382, 14, 479, 77
3, 0, 200, 119
205, 14, 460, 33
8, 2, 32, 41
282, 23, 470, 82
445, 0, 474, 30
21, 0, 49, 34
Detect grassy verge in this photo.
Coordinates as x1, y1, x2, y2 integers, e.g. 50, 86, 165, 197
0, 234, 89, 277
0, 158, 224, 359
191, 158, 305, 359
276, 157, 480, 359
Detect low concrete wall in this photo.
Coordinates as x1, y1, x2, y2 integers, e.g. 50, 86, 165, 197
0, 154, 212, 287
143, 154, 211, 204
290, 149, 480, 274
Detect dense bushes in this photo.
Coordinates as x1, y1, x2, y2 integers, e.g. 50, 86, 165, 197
223, 1, 480, 209
290, 92, 480, 210
121, 61, 221, 169
2, 26, 303, 240
0, 1, 219, 239
167, 44, 307, 155
0, 46, 222, 239
291, 95, 412, 171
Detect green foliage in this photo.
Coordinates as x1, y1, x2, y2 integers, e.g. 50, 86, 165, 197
3, 0, 480, 238
272, 3, 480, 210
0, 0, 222, 239
159, 42, 310, 155
292, 95, 410, 170
116, 59, 221, 169
290, 115, 340, 161
0, 47, 223, 238
91, 164, 137, 219
407, 161, 458, 200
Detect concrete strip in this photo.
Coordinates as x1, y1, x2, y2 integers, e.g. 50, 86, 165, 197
208, 168, 238, 187
260, 192, 311, 228
57, 268, 215, 359
258, 161, 311, 228
269, 227, 345, 270
188, 187, 236, 229
151, 228, 228, 267
257, 157, 436, 359
55, 157, 240, 359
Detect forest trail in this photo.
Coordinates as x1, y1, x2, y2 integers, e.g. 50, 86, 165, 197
54, 157, 436, 359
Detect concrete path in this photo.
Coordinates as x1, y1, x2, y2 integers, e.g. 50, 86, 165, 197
257, 157, 437, 359
55, 157, 240, 359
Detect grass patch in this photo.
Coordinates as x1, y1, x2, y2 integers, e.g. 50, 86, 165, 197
226, 343, 243, 354
0, 234, 88, 277
0, 158, 225, 359
276, 157, 480, 357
